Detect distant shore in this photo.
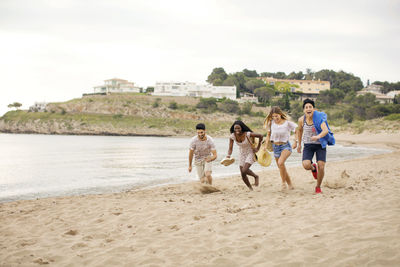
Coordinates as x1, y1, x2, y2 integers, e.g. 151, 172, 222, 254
0, 130, 172, 137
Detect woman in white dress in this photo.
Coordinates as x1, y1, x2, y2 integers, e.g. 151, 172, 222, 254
226, 120, 263, 191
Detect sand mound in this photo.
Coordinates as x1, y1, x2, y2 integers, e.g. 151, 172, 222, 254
195, 184, 221, 194
325, 170, 350, 189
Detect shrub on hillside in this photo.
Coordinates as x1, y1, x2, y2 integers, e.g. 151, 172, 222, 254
168, 101, 178, 110
289, 101, 303, 120
240, 102, 252, 115
196, 98, 218, 112
219, 99, 240, 114
152, 98, 160, 108
384, 114, 400, 121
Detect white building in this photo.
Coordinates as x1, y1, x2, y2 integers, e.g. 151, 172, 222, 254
386, 90, 400, 99
357, 84, 393, 104
93, 78, 141, 94
29, 102, 47, 112
238, 93, 259, 103
153, 81, 236, 100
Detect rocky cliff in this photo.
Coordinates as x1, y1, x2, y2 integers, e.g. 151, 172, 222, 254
0, 94, 266, 137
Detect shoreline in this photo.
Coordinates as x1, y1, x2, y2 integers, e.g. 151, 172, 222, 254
0, 135, 391, 204
1, 132, 400, 266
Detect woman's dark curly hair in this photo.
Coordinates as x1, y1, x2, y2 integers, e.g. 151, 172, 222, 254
230, 120, 253, 134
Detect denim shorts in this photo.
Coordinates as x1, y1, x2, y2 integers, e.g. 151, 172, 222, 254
273, 142, 292, 158
302, 143, 326, 162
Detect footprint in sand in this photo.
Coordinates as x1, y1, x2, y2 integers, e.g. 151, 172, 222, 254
33, 258, 50, 265
64, 230, 78, 236
341, 170, 350, 179
71, 242, 88, 250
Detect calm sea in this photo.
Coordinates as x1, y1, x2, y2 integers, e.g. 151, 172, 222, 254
0, 133, 389, 202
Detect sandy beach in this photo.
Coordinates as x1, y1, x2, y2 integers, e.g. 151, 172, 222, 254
1, 132, 400, 266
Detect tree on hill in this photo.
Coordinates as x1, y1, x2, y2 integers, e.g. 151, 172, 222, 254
223, 72, 247, 97
274, 72, 286, 79
352, 93, 377, 120
244, 79, 265, 93
254, 86, 275, 104
304, 68, 315, 80
272, 93, 290, 111
314, 69, 363, 93
259, 72, 275, 77
286, 71, 304, 80
242, 69, 258, 78
207, 67, 365, 100
317, 88, 345, 105
394, 94, 400, 104
207, 67, 228, 86
274, 81, 298, 93
373, 81, 400, 94
8, 102, 22, 110
258, 71, 287, 79
145, 87, 154, 93
289, 101, 303, 120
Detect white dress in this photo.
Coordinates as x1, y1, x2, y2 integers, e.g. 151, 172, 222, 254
230, 132, 255, 167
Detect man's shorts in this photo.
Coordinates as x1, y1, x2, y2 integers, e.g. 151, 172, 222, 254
273, 142, 292, 158
194, 160, 212, 179
302, 143, 326, 162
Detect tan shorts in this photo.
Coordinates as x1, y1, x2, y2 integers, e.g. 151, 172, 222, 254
194, 160, 212, 179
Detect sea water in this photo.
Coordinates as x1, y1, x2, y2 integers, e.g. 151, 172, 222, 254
0, 133, 389, 202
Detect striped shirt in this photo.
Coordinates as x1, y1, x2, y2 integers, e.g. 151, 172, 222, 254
303, 117, 320, 144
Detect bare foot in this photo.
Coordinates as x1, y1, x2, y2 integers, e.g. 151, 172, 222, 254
281, 184, 287, 191
288, 184, 294, 190
254, 175, 259, 187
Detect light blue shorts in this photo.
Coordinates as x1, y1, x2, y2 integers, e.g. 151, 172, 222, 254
273, 142, 292, 158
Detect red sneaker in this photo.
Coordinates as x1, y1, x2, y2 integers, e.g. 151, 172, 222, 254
311, 163, 318, 180
315, 187, 322, 194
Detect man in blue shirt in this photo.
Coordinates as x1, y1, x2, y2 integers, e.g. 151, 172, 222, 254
293, 99, 335, 194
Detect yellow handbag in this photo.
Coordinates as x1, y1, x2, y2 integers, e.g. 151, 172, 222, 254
247, 136, 272, 167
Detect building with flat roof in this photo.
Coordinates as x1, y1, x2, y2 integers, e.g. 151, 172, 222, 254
153, 81, 236, 100
93, 78, 141, 94
357, 84, 394, 104
29, 102, 47, 112
258, 77, 331, 100
386, 90, 400, 99
238, 93, 258, 103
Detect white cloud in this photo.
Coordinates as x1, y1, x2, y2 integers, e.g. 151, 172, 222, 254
0, 0, 399, 115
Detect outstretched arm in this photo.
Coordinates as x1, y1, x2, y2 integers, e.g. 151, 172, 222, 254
296, 117, 304, 153
227, 139, 234, 158
292, 127, 298, 149
250, 132, 263, 152
188, 149, 194, 172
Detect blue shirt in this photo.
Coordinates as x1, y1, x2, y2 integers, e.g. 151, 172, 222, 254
312, 110, 335, 148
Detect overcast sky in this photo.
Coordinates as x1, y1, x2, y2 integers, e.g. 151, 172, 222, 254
0, 0, 399, 115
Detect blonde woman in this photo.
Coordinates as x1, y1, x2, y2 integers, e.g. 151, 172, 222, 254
264, 107, 297, 190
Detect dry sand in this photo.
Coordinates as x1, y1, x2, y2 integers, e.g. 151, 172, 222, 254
1, 133, 400, 266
